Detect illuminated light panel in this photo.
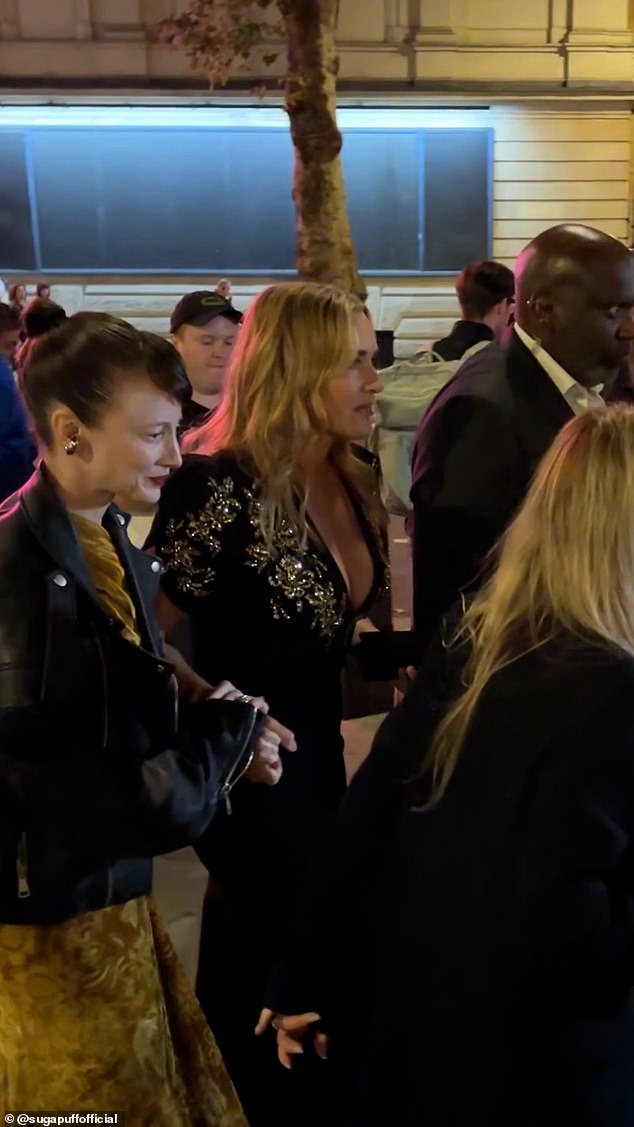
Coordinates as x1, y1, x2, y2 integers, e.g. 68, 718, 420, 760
0, 104, 490, 130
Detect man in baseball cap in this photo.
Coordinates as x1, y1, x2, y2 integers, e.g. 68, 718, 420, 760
169, 290, 243, 431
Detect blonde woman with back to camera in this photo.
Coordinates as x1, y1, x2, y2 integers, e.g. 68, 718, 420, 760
150, 281, 389, 1126
261, 404, 634, 1127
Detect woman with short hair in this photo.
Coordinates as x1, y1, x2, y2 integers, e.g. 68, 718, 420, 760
0, 313, 283, 1124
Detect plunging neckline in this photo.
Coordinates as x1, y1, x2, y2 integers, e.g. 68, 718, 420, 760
306, 472, 379, 616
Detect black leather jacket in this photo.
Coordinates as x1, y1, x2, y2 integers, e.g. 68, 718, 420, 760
0, 468, 259, 925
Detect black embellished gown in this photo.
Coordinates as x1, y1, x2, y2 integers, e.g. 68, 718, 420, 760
151, 450, 389, 1126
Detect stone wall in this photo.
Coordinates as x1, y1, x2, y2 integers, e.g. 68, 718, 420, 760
0, 0, 631, 88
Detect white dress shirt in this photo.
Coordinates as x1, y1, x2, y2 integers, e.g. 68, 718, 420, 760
514, 323, 605, 415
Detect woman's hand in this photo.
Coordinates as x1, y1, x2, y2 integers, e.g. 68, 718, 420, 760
393, 665, 418, 702
210, 688, 297, 787
350, 616, 379, 646
163, 647, 296, 781
208, 681, 268, 711
245, 716, 296, 787
255, 1009, 328, 1069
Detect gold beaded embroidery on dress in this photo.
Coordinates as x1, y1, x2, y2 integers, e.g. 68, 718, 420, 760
161, 475, 344, 640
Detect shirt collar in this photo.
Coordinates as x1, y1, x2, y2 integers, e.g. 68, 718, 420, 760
514, 324, 604, 409
514, 323, 577, 396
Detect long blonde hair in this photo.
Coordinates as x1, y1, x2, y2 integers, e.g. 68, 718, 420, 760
184, 281, 384, 546
424, 405, 634, 805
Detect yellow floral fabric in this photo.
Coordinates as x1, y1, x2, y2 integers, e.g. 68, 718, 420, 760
0, 514, 246, 1126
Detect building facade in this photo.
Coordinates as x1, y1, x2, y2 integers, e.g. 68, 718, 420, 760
0, 0, 632, 350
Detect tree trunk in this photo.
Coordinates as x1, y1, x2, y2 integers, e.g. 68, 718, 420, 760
279, 0, 366, 298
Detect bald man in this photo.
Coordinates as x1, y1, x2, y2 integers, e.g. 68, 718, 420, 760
410, 224, 634, 651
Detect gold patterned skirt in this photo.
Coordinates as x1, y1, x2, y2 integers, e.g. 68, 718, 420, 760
0, 895, 247, 1127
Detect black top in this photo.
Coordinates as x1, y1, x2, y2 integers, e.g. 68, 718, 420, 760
432, 318, 494, 360
178, 396, 212, 436
410, 332, 573, 650
271, 633, 634, 1126
151, 449, 389, 816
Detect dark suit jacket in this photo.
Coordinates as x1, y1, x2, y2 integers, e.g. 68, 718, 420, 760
410, 333, 573, 648
271, 634, 634, 1126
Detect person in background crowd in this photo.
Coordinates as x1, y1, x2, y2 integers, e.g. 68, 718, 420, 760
0, 304, 36, 501
0, 313, 290, 1124
0, 302, 21, 366
169, 291, 243, 432
8, 282, 26, 316
36, 282, 51, 300
214, 278, 232, 301
150, 282, 388, 1127
432, 259, 515, 360
23, 297, 66, 338
410, 223, 634, 654
263, 405, 634, 1127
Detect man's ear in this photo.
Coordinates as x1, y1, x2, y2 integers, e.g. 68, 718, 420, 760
528, 292, 555, 327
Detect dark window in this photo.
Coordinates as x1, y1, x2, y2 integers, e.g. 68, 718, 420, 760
31, 128, 295, 271
342, 130, 421, 271
423, 129, 492, 271
0, 124, 492, 274
0, 132, 36, 271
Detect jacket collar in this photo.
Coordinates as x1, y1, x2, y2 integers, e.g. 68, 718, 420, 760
13, 466, 162, 655
504, 331, 574, 432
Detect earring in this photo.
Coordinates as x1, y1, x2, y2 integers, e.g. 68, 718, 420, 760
64, 435, 79, 456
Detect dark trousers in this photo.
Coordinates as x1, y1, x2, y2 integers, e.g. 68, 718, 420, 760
196, 884, 334, 1127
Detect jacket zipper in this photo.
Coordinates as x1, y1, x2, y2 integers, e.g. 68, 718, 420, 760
16, 832, 31, 899
220, 709, 258, 815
